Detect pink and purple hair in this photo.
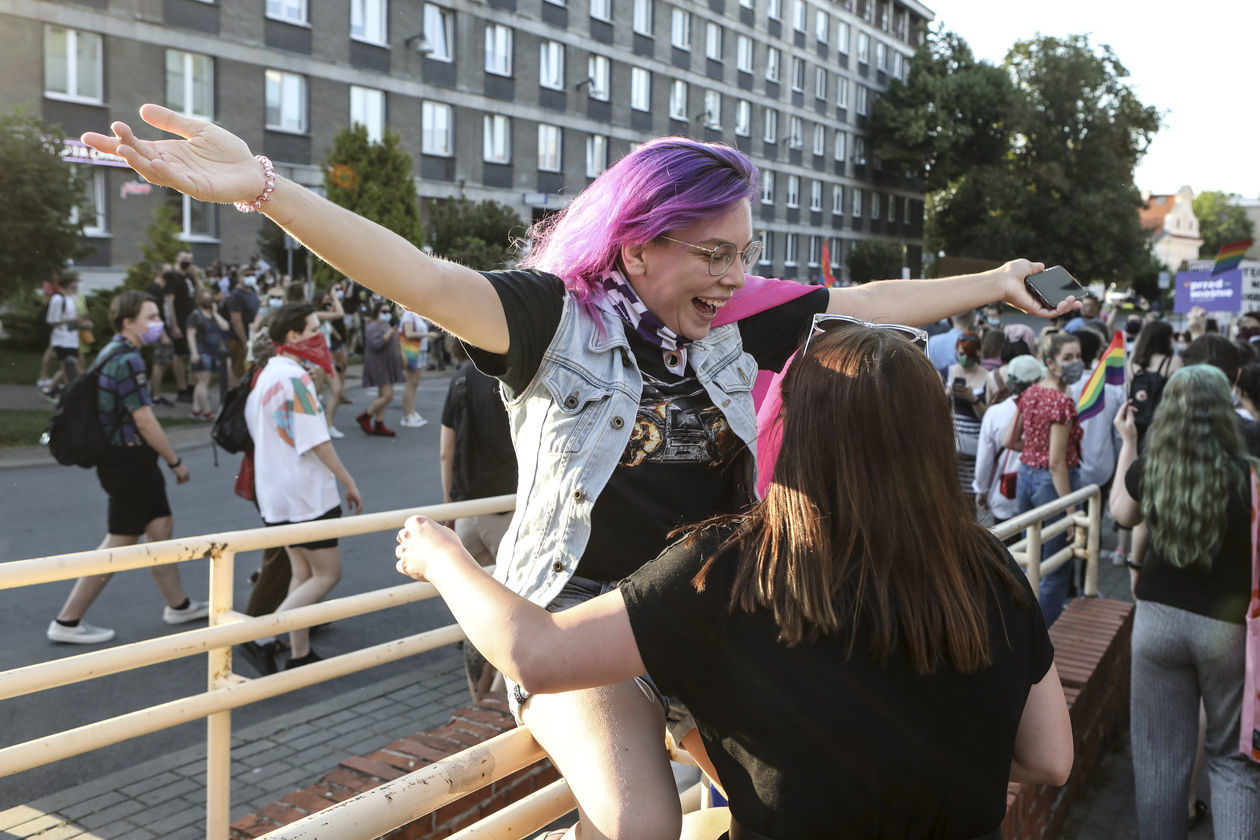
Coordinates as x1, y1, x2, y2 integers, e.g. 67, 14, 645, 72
518, 136, 760, 308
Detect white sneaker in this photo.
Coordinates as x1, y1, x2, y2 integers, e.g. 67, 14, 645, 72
328, 425, 345, 439
163, 600, 210, 625
47, 620, 115, 644
405, 413, 429, 428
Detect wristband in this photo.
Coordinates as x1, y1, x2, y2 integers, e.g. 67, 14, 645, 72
234, 155, 276, 213
1125, 559, 1141, 571
168, 457, 183, 470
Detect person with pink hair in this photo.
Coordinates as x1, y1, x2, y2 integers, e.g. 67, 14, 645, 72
83, 105, 1077, 839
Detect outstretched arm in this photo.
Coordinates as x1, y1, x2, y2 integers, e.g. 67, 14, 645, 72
395, 516, 646, 694
82, 105, 509, 353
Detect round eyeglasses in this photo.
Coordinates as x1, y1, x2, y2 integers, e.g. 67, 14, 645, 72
659, 235, 764, 277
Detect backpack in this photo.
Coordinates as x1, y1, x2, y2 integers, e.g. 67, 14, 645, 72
45, 345, 118, 468
211, 372, 256, 454
1129, 355, 1172, 435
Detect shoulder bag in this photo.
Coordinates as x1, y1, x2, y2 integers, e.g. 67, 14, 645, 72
1242, 468, 1259, 761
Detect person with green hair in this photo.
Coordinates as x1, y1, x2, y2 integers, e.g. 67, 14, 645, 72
1111, 364, 1260, 839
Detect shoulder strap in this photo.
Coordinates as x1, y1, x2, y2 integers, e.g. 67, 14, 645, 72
1158, 355, 1172, 376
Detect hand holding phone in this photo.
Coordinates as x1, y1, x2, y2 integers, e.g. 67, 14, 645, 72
1024, 266, 1084, 311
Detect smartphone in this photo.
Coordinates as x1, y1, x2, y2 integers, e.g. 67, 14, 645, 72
952, 377, 966, 389
1024, 266, 1083, 310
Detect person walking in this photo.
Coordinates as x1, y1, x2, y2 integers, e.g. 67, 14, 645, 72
356, 300, 403, 437
399, 307, 434, 428
47, 291, 208, 644
974, 355, 1044, 526
186, 289, 229, 419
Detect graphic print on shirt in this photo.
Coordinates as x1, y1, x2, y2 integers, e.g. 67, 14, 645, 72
260, 374, 321, 448
621, 375, 739, 467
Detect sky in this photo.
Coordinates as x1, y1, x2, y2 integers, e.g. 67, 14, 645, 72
924, 1, 1260, 199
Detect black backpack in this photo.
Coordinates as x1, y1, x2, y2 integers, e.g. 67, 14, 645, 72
1129, 355, 1172, 435
45, 345, 119, 468
211, 375, 254, 454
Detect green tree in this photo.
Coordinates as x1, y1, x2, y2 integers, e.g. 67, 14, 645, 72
424, 198, 525, 270
120, 201, 183, 293
0, 108, 90, 302
313, 124, 423, 289
1192, 191, 1255, 258
846, 240, 904, 285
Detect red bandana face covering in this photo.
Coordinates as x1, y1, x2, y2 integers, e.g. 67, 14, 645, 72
276, 333, 334, 375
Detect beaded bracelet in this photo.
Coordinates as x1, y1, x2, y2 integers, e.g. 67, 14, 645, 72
234, 155, 276, 213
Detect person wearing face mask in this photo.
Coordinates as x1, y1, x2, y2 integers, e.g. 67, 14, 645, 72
945, 332, 989, 499
47, 291, 208, 645
186, 292, 230, 419
1009, 331, 1085, 625
357, 300, 403, 436
224, 269, 261, 387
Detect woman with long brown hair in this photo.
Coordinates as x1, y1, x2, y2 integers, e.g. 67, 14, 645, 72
396, 317, 1073, 839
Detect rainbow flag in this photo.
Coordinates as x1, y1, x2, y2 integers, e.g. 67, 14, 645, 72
821, 240, 837, 288
1213, 239, 1253, 275
1077, 331, 1126, 421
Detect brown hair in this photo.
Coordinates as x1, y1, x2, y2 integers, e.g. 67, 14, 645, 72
109, 290, 156, 333
692, 324, 1028, 674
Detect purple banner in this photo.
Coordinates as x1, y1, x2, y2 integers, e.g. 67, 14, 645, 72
1173, 269, 1242, 313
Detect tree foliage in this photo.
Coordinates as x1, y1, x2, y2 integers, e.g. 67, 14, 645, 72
313, 124, 423, 289
424, 198, 525, 270
870, 29, 1160, 290
1192, 191, 1255, 258
846, 239, 904, 285
120, 201, 183, 293
0, 108, 90, 302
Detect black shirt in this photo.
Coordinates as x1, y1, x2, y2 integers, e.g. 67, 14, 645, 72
164, 269, 197, 330
465, 269, 827, 583
621, 525, 1054, 839
1125, 456, 1252, 624
440, 360, 516, 501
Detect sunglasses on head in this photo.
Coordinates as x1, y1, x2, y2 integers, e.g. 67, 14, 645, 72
801, 313, 930, 357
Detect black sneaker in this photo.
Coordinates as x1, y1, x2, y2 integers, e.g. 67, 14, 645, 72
152, 395, 174, 407
237, 641, 278, 676
284, 649, 323, 670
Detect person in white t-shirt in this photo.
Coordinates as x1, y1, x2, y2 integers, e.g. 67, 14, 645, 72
45, 273, 89, 395
974, 355, 1044, 525
398, 308, 435, 428
240, 303, 363, 675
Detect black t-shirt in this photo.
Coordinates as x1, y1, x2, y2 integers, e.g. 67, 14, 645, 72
440, 360, 517, 501
465, 269, 827, 583
621, 526, 1054, 839
1125, 456, 1252, 623
225, 287, 260, 335
146, 281, 169, 327
164, 269, 197, 330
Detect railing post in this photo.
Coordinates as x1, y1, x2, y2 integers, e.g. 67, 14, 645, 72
1083, 490, 1101, 597
1025, 522, 1042, 592
206, 548, 236, 839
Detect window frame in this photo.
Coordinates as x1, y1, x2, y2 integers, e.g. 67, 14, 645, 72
857, 31, 870, 64
762, 107, 778, 143
833, 130, 846, 161
539, 40, 566, 90
790, 56, 805, 92
165, 49, 214, 120
703, 90, 721, 128
736, 34, 753, 72
705, 22, 723, 61
44, 26, 103, 104
585, 133, 608, 178
484, 24, 513, 77
759, 229, 773, 264
812, 123, 825, 156
181, 193, 218, 242
669, 78, 688, 120
264, 69, 307, 134
836, 20, 850, 54
72, 166, 108, 238
815, 9, 829, 43
587, 54, 611, 100
791, 0, 806, 32
786, 174, 800, 208
630, 66, 651, 111
760, 171, 775, 205
589, 0, 613, 22
809, 179, 823, 212
808, 234, 821, 267
765, 46, 781, 82
422, 4, 454, 62
349, 84, 386, 143
814, 66, 827, 100
852, 186, 863, 217
788, 115, 803, 149
734, 99, 751, 136
265, 0, 307, 25
538, 123, 563, 172
482, 113, 511, 164
351, 0, 387, 45
671, 8, 691, 50
832, 183, 845, 214
784, 231, 798, 266
421, 99, 454, 156
632, 0, 654, 36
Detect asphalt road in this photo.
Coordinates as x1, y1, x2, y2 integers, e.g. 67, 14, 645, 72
0, 372, 461, 807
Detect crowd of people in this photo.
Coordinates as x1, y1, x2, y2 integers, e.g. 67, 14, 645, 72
59, 103, 1258, 838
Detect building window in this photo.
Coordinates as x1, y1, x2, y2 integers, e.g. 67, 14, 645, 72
669, 79, 688, 120
809, 180, 823, 212
791, 0, 806, 32
761, 171, 775, 205
786, 174, 800, 208
857, 31, 870, 64
791, 57, 805, 91
590, 0, 612, 22
585, 133, 608, 178
880, 0, 890, 30
350, 85, 385, 143
740, 0, 754, 7
836, 77, 848, 108
833, 130, 846, 161
351, 0, 386, 44
539, 41, 565, 89
265, 70, 306, 133
544, 0, 566, 6
759, 229, 772, 264
483, 114, 510, 163
788, 115, 803, 148
876, 41, 887, 72
904, 197, 913, 224
705, 22, 723, 61
423, 4, 454, 61
784, 232, 798, 266
485, 24, 512, 76
72, 167, 108, 237
633, 0, 653, 35
44, 26, 103, 103
765, 47, 780, 82
266, 0, 306, 24
182, 194, 216, 240
735, 99, 751, 136
855, 136, 867, 164
166, 50, 214, 119
763, 107, 777, 143
856, 84, 868, 115
768, 0, 782, 20
872, 191, 882, 220
830, 237, 841, 269
812, 123, 825, 155
587, 54, 610, 100
737, 35, 753, 72
815, 10, 829, 43
671, 9, 691, 49
808, 234, 821, 267
538, 124, 562, 171
893, 52, 905, 80
852, 186, 863, 217
703, 90, 721, 128
631, 67, 650, 111
421, 100, 453, 156
832, 184, 844, 214
814, 66, 827, 100
836, 20, 850, 53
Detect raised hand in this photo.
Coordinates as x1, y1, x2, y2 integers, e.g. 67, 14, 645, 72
80, 104, 265, 206
999, 260, 1081, 319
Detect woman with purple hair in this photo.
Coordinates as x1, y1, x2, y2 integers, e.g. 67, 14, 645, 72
83, 106, 1077, 839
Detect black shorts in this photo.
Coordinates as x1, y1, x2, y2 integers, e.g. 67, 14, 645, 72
54, 346, 79, 361
172, 334, 190, 356
96, 447, 171, 536
264, 504, 342, 550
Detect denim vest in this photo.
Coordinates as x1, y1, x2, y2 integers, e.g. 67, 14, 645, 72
496, 294, 760, 607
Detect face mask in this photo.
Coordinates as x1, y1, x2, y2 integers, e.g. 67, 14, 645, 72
243, 275, 257, 288
141, 322, 164, 345
986, 316, 1000, 326
379, 312, 392, 324
268, 298, 283, 309
1058, 360, 1085, 385
956, 353, 975, 368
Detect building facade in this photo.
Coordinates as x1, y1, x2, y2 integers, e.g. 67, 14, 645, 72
1139, 186, 1204, 273
0, 0, 931, 288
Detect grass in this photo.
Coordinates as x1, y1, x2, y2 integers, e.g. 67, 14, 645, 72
0, 408, 202, 448
0, 348, 45, 385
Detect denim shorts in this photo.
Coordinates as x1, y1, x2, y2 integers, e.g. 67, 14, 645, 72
506, 574, 696, 744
